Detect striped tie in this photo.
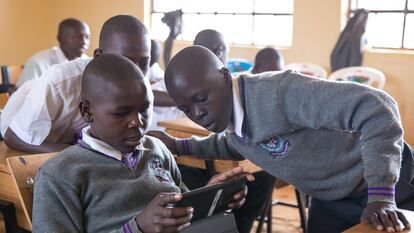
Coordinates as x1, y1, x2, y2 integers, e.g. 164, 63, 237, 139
121, 150, 141, 171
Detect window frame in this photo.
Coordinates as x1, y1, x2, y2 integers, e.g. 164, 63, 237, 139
349, 0, 414, 50
150, 0, 294, 47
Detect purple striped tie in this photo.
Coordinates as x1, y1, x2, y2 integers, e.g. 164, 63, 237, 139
121, 150, 141, 171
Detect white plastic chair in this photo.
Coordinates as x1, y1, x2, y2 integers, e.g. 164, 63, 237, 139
328, 66, 386, 90
284, 63, 328, 79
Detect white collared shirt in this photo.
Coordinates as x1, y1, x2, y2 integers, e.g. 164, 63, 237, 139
17, 46, 88, 87
81, 126, 149, 161
148, 65, 184, 131
226, 77, 245, 137
6, 57, 92, 145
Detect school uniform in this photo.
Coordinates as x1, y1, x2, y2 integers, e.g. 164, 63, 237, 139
33, 126, 187, 233
174, 70, 414, 232
6, 57, 91, 145
17, 46, 87, 87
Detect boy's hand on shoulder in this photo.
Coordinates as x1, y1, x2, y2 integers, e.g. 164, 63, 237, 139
147, 131, 177, 154
361, 202, 411, 232
206, 167, 255, 209
136, 192, 193, 233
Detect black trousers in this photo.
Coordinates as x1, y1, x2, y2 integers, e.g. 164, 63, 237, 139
179, 165, 275, 233
307, 142, 414, 233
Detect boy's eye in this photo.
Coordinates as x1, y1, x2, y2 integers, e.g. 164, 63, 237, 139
112, 112, 128, 117
178, 106, 190, 113
196, 95, 208, 103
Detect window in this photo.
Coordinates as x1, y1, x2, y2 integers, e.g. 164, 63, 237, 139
350, 0, 414, 49
151, 0, 294, 47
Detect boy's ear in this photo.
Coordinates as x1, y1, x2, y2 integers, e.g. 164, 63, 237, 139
79, 100, 93, 123
93, 48, 102, 58
214, 46, 225, 59
220, 67, 232, 83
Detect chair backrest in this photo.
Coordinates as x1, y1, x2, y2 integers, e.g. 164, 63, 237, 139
6, 153, 57, 230
284, 63, 328, 78
328, 66, 386, 89
227, 58, 253, 74
1, 65, 23, 85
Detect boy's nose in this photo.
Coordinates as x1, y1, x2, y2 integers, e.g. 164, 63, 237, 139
128, 114, 143, 128
193, 105, 207, 121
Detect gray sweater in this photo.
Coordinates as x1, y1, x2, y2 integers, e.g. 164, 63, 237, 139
176, 70, 403, 204
33, 136, 187, 233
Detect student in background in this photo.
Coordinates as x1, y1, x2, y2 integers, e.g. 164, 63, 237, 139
251, 47, 284, 74
33, 54, 253, 233
2, 15, 150, 153
149, 46, 414, 233
17, 18, 90, 87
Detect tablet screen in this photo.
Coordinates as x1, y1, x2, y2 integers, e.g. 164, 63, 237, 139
175, 176, 248, 222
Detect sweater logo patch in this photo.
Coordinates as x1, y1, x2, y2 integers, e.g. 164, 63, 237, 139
260, 136, 291, 157
150, 159, 174, 184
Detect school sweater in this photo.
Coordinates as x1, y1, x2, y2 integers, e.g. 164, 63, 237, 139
176, 70, 404, 204
32, 135, 187, 233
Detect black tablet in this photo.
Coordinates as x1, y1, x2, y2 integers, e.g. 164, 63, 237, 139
175, 175, 248, 222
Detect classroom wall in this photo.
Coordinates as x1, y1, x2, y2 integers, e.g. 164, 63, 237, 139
1, 0, 413, 144
0, 0, 150, 65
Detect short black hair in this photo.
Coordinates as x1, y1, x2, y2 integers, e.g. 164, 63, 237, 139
99, 15, 148, 48
58, 18, 86, 37
255, 47, 282, 65
81, 53, 145, 102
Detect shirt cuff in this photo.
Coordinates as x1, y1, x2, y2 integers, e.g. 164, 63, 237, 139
9, 120, 45, 145
367, 185, 396, 204
122, 217, 142, 233
175, 138, 191, 156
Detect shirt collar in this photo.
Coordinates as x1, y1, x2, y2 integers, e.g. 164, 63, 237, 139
226, 77, 244, 138
55, 46, 69, 63
81, 126, 147, 161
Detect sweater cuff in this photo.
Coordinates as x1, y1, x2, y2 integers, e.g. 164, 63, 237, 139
175, 138, 192, 156
122, 217, 142, 233
367, 185, 396, 204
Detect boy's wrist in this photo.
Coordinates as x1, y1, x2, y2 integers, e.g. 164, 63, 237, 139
175, 138, 191, 156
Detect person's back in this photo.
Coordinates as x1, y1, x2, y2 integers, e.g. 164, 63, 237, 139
17, 18, 90, 87
151, 45, 414, 232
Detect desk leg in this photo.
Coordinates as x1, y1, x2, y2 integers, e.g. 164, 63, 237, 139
204, 160, 216, 176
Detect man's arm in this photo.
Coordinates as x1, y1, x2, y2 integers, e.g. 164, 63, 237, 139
4, 128, 69, 153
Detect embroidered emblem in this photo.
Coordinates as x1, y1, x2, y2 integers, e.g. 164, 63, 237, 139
260, 136, 291, 157
150, 159, 174, 184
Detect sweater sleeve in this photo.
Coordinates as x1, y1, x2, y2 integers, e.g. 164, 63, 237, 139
33, 170, 83, 233
279, 73, 403, 204
110, 218, 143, 233
174, 133, 244, 161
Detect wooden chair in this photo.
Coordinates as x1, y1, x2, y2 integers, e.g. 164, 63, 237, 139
285, 63, 328, 78
6, 153, 56, 230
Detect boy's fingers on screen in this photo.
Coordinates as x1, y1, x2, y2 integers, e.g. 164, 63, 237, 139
157, 193, 182, 206
396, 211, 411, 229
160, 206, 193, 218
160, 213, 193, 226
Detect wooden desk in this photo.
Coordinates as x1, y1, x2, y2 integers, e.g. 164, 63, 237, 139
344, 209, 414, 233
0, 141, 31, 230
158, 118, 261, 173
